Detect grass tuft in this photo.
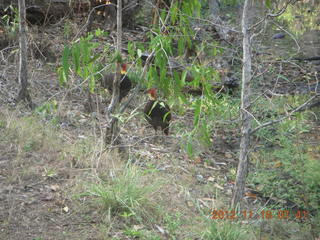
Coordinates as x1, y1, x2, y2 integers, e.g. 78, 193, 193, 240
85, 165, 162, 223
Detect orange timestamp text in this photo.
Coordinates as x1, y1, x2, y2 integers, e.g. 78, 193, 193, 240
211, 209, 309, 220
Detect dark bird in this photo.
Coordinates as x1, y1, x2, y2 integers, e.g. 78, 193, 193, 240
101, 63, 132, 101
144, 88, 171, 135
272, 33, 285, 39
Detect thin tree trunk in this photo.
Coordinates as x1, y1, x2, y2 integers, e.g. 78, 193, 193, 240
231, 0, 252, 208
106, 0, 122, 145
16, 0, 33, 108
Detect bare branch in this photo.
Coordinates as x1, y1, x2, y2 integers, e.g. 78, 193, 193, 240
251, 94, 320, 134
249, 0, 297, 31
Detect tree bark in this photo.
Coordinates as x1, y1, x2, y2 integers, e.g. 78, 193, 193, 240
16, 0, 33, 108
106, 0, 122, 145
231, 0, 252, 208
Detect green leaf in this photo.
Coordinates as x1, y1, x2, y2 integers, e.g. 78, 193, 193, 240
186, 136, 194, 157
128, 41, 134, 56
160, 67, 167, 84
95, 28, 104, 37
71, 45, 80, 74
181, 70, 188, 85
57, 67, 67, 86
89, 75, 95, 93
113, 51, 123, 63
193, 99, 201, 126
86, 33, 94, 41
171, 3, 178, 24
178, 37, 185, 56
200, 121, 211, 146
147, 101, 159, 116
137, 49, 142, 58
147, 66, 158, 86
172, 71, 182, 92
81, 39, 90, 63
61, 45, 70, 82
163, 111, 170, 122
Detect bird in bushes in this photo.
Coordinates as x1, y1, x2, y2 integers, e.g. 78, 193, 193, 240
101, 63, 132, 101
144, 88, 171, 135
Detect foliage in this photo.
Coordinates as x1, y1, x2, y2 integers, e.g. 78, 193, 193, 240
163, 212, 184, 237
125, 0, 236, 157
123, 228, 143, 238
250, 116, 320, 215
56, 0, 239, 157
184, 95, 240, 157
57, 30, 106, 92
34, 100, 59, 125
84, 166, 161, 222
63, 20, 73, 40
278, 3, 320, 34
145, 0, 202, 95
1, 5, 19, 37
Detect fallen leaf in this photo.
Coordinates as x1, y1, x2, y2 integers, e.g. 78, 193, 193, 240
155, 225, 167, 235
204, 163, 219, 170
133, 225, 144, 231
274, 161, 282, 168
194, 157, 203, 164
63, 206, 69, 213
214, 183, 224, 190
207, 177, 215, 182
50, 184, 59, 192
186, 200, 194, 207
245, 192, 258, 199
200, 198, 214, 202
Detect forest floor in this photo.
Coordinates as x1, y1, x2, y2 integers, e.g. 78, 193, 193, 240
1, 9, 320, 240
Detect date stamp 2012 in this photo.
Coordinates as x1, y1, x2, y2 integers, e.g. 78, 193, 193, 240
211, 209, 309, 220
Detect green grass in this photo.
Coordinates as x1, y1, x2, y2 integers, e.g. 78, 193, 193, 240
249, 107, 320, 238
202, 221, 250, 240
84, 165, 163, 224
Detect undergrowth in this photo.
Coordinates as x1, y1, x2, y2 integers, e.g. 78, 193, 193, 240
249, 106, 320, 237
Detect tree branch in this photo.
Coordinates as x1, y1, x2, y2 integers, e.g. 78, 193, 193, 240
249, 0, 297, 31
251, 94, 320, 134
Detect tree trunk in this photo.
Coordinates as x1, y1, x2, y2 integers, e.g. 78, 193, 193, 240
231, 0, 252, 208
16, 0, 33, 108
106, 0, 122, 145
152, 0, 171, 26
